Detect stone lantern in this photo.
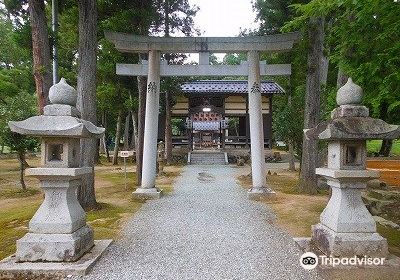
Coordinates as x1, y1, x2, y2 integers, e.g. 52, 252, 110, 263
306, 78, 400, 258
8, 78, 105, 262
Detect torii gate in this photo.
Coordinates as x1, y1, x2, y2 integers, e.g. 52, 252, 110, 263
105, 31, 300, 200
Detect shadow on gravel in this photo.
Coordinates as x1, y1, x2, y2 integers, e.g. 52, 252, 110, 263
197, 172, 215, 183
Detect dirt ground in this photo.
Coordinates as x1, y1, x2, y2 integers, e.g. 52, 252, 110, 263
367, 159, 400, 187
236, 164, 329, 237
236, 162, 400, 256
0, 156, 182, 261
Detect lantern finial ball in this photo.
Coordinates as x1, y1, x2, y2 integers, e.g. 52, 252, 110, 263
336, 77, 363, 106
48, 77, 78, 106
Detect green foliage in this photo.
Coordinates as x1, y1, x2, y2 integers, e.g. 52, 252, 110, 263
152, 0, 199, 36
171, 118, 185, 136
367, 140, 400, 157
0, 10, 37, 153
252, 1, 309, 154
272, 91, 304, 156
0, 91, 39, 153
228, 117, 239, 136
285, 0, 400, 123
0, 15, 29, 66
222, 53, 246, 65
253, 0, 306, 35
253, 0, 400, 158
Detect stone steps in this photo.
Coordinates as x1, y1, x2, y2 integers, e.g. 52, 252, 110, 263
188, 152, 227, 165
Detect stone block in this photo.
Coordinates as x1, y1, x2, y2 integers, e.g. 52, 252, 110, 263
0, 240, 112, 278
312, 223, 388, 258
44, 104, 81, 117
28, 179, 86, 234
373, 216, 400, 230
16, 225, 94, 262
132, 187, 163, 199
327, 141, 367, 170
26, 167, 92, 179
320, 187, 376, 233
362, 194, 398, 216
331, 105, 369, 118
316, 168, 379, 181
41, 138, 81, 168
294, 237, 400, 279
247, 187, 276, 200
369, 189, 400, 201
367, 179, 388, 190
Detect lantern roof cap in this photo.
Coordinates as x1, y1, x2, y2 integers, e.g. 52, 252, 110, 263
9, 116, 104, 138
305, 77, 400, 140
305, 117, 400, 141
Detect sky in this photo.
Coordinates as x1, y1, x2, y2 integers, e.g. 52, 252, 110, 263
187, 0, 260, 62
189, 0, 259, 36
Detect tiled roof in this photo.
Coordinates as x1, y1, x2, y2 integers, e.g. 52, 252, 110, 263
181, 80, 284, 95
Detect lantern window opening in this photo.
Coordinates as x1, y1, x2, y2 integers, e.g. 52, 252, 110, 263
48, 143, 64, 162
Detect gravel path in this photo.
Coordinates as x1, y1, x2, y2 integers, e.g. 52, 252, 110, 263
80, 165, 321, 280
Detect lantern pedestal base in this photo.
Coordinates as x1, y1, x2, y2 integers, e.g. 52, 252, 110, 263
0, 240, 112, 278
15, 225, 94, 262
311, 223, 388, 258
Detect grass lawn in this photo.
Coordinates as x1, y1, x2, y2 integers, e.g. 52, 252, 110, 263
0, 156, 182, 260
237, 167, 400, 257
367, 139, 400, 156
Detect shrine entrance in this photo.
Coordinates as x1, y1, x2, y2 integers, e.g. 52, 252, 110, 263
187, 99, 226, 150
105, 32, 299, 199
176, 80, 285, 150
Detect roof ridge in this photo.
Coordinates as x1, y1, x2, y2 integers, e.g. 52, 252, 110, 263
182, 80, 276, 83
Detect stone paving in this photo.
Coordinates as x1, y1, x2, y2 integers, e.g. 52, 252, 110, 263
77, 165, 321, 280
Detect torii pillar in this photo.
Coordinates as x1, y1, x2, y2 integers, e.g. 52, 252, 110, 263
132, 50, 163, 199
247, 51, 276, 199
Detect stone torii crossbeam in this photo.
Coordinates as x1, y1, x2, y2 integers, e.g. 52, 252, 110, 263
105, 31, 300, 200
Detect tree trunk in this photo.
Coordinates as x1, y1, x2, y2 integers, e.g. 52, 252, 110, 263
337, 68, 349, 89
100, 112, 111, 162
103, 134, 111, 162
164, 91, 173, 164
28, 0, 52, 114
299, 17, 325, 194
76, 0, 97, 210
17, 151, 27, 190
113, 111, 123, 165
288, 140, 296, 171
136, 75, 147, 185
379, 139, 393, 157
287, 88, 296, 171
99, 137, 105, 154
123, 113, 130, 150
130, 110, 138, 150
99, 111, 106, 154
